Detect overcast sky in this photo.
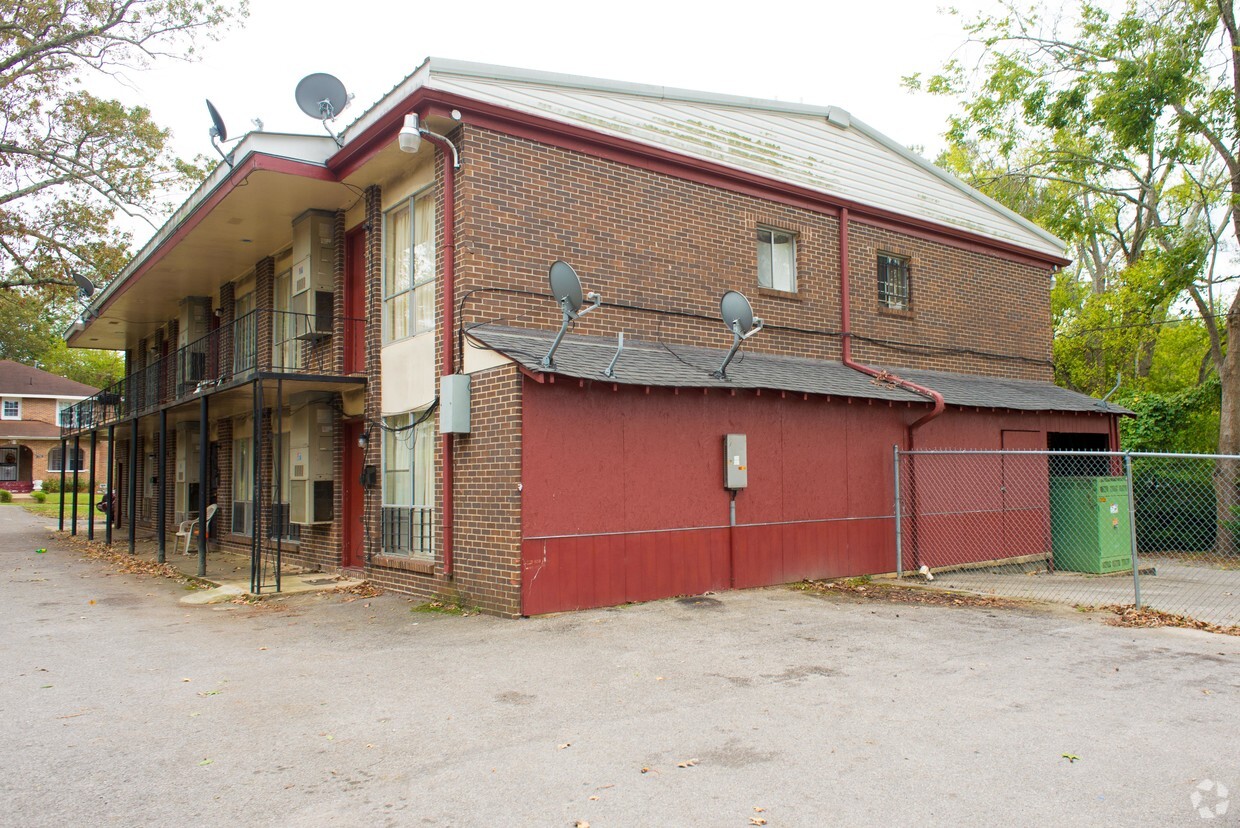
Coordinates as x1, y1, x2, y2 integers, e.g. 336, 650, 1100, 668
107, 0, 991, 244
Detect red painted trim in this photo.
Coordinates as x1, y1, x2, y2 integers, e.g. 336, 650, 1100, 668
327, 88, 1069, 269
73, 154, 338, 343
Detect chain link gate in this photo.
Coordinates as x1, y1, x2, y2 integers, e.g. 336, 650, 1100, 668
894, 449, 1240, 626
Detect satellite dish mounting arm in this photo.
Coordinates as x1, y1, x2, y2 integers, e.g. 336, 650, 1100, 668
713, 316, 763, 380
542, 291, 601, 369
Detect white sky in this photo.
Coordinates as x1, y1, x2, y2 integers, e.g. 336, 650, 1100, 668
105, 0, 991, 245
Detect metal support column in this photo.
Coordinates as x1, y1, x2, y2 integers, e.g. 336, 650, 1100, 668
105, 425, 114, 545
70, 433, 81, 535
87, 431, 98, 540
274, 377, 282, 593
197, 394, 208, 577
893, 444, 903, 579
58, 438, 66, 531
250, 382, 263, 594
127, 418, 137, 554
157, 409, 167, 564
1123, 453, 1142, 609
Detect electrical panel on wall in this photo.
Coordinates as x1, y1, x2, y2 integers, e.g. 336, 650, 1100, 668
291, 209, 336, 336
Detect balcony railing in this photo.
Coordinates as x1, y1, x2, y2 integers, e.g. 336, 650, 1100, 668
62, 309, 364, 435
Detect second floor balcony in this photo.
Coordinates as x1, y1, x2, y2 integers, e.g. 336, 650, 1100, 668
62, 309, 365, 435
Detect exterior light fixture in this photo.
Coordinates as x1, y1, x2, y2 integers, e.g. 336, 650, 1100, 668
357, 428, 370, 449
397, 113, 460, 169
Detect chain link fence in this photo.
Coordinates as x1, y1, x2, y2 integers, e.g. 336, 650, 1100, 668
895, 450, 1240, 626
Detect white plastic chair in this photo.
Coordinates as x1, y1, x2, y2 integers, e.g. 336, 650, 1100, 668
177, 503, 218, 555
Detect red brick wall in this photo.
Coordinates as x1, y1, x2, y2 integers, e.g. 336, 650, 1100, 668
452, 126, 1052, 381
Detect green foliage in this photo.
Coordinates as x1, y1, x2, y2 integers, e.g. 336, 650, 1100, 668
1118, 376, 1221, 453
31, 491, 46, 504
0, 0, 247, 329
40, 478, 90, 494
0, 490, 12, 503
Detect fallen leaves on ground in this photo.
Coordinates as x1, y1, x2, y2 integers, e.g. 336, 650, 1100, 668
339, 580, 383, 599
793, 578, 1024, 609
676, 758, 698, 768
1062, 753, 1080, 763
63, 536, 196, 585
1088, 604, 1240, 637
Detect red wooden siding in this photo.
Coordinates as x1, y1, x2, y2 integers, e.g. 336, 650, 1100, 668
520, 378, 1114, 615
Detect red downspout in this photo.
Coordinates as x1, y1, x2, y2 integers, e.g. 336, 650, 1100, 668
421, 132, 457, 578
838, 207, 945, 448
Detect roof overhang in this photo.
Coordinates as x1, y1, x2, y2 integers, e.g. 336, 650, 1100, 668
68, 133, 343, 350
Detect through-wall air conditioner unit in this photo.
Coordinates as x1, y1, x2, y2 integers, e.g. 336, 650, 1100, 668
289, 392, 334, 524
291, 209, 337, 339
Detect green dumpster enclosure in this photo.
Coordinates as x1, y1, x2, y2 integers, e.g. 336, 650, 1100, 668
1049, 476, 1134, 574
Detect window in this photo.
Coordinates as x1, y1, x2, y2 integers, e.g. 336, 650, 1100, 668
268, 432, 299, 542
381, 409, 435, 558
383, 190, 437, 342
757, 227, 797, 292
47, 447, 85, 472
878, 254, 912, 311
233, 435, 253, 536
57, 400, 74, 427
2, 398, 20, 420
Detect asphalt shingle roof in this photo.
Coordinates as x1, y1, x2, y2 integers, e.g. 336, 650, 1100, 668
0, 361, 98, 397
467, 325, 1128, 415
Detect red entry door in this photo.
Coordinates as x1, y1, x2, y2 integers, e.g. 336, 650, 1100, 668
344, 228, 366, 374
341, 421, 365, 569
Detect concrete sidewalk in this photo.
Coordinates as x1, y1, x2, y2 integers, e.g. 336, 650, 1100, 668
1, 506, 1238, 827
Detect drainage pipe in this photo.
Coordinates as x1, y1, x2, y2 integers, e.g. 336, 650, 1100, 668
420, 129, 460, 578
838, 207, 945, 447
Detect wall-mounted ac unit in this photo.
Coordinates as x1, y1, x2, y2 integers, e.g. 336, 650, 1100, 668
289, 392, 334, 524
290, 210, 337, 339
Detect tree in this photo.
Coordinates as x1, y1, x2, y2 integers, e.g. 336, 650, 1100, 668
0, 289, 123, 387
908, 0, 1237, 446
1, 0, 244, 298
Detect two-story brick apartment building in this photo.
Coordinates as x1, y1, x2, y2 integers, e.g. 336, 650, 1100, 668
59, 59, 1122, 614
0, 361, 101, 493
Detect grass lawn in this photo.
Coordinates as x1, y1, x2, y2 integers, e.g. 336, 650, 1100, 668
7, 494, 100, 518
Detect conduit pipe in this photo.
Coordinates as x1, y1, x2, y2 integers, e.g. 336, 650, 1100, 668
838, 207, 945, 448
419, 128, 460, 578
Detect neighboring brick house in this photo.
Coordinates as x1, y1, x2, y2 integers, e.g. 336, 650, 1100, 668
0, 361, 102, 493
60, 59, 1123, 614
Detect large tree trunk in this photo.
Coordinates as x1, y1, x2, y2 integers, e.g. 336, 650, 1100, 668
1214, 303, 1240, 555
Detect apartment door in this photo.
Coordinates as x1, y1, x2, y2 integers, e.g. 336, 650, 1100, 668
344, 227, 365, 374
341, 421, 365, 569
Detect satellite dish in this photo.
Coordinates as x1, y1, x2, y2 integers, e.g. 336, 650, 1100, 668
720, 290, 755, 333
713, 290, 763, 379
72, 273, 95, 298
549, 260, 585, 312
295, 73, 349, 120
541, 260, 602, 369
206, 99, 227, 142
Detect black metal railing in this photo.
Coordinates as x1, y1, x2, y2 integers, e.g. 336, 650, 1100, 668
62, 309, 365, 435
381, 505, 435, 559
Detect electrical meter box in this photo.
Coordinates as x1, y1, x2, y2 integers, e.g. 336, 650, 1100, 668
724, 434, 748, 489
440, 374, 471, 434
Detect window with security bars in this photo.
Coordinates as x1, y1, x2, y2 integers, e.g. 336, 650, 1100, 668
878, 254, 911, 310
381, 409, 435, 558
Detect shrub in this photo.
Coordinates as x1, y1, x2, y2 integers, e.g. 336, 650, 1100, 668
41, 478, 90, 494
0, 490, 11, 503
31, 491, 46, 503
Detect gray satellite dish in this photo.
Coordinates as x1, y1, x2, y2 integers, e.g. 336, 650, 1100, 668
72, 273, 95, 298
206, 99, 227, 142
541, 260, 602, 369
713, 290, 763, 379
295, 73, 349, 120
205, 99, 233, 167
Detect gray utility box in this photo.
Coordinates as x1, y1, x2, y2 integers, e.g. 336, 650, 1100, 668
440, 374, 471, 434
724, 434, 748, 489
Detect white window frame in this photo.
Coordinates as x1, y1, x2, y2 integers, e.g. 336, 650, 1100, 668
47, 446, 84, 472
757, 226, 797, 293
382, 188, 437, 343
380, 408, 436, 558
878, 253, 912, 311
233, 434, 254, 537
57, 400, 74, 427
2, 398, 21, 420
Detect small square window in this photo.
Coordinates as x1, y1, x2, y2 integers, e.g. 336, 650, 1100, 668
757, 227, 797, 292
878, 254, 911, 311
2, 398, 20, 420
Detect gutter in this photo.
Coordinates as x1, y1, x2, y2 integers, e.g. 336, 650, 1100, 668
838, 207, 945, 448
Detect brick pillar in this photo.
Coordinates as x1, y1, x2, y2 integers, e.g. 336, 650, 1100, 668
362, 185, 383, 564
255, 256, 275, 371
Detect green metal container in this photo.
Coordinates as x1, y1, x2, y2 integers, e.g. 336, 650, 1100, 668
1049, 476, 1133, 575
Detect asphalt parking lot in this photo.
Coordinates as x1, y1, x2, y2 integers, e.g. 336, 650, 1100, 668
2, 506, 1238, 827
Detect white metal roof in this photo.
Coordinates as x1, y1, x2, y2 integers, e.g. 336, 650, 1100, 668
347, 58, 1065, 259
